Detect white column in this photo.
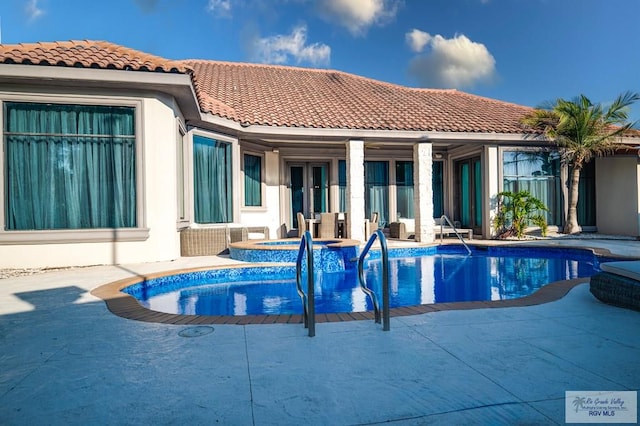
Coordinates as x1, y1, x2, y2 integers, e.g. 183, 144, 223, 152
264, 150, 280, 239
347, 140, 365, 241
484, 146, 499, 238
414, 142, 435, 242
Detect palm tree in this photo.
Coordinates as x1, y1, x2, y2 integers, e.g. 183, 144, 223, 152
521, 91, 640, 234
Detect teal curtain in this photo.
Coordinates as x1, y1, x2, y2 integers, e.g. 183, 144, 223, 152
338, 160, 346, 212
503, 151, 562, 225
244, 154, 261, 206
460, 163, 470, 226
365, 161, 389, 226
432, 161, 444, 218
312, 165, 327, 213
290, 166, 304, 228
396, 161, 414, 218
577, 161, 596, 226
474, 159, 482, 227
194, 135, 232, 223
4, 102, 135, 230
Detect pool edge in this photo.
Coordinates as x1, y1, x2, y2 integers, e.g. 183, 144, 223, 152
89, 266, 593, 325
91, 242, 638, 325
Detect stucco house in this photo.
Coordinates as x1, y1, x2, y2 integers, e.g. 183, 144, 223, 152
1, 40, 638, 268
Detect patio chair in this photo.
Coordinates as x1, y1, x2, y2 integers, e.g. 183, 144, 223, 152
342, 212, 349, 239
318, 212, 339, 238
297, 212, 306, 237
365, 212, 379, 239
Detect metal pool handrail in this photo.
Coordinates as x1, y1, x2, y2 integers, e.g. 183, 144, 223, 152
296, 230, 315, 337
357, 229, 390, 331
440, 214, 472, 255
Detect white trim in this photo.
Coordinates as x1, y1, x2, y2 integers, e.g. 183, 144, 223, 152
0, 228, 150, 244
176, 119, 190, 228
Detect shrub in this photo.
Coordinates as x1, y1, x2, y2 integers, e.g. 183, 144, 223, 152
493, 190, 548, 239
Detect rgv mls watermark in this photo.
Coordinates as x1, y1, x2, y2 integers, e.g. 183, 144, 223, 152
566, 391, 637, 423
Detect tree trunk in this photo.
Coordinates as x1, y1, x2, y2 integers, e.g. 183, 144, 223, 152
564, 165, 582, 234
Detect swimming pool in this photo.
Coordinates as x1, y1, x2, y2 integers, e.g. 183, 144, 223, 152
124, 246, 614, 316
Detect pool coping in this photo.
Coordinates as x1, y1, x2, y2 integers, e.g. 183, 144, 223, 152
90, 243, 638, 325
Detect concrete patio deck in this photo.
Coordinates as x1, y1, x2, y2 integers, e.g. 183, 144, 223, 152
1, 238, 639, 425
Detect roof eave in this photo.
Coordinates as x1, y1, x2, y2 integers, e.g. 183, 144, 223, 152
198, 113, 539, 144
0, 64, 201, 122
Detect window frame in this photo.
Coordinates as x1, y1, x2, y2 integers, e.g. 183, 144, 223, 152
0, 95, 148, 244
176, 119, 190, 228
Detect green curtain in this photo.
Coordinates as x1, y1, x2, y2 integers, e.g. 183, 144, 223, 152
577, 161, 596, 226
396, 161, 414, 218
312, 165, 327, 213
193, 135, 232, 223
338, 160, 346, 212
460, 163, 470, 226
432, 161, 444, 218
244, 154, 261, 206
474, 159, 482, 227
365, 161, 389, 226
4, 102, 135, 230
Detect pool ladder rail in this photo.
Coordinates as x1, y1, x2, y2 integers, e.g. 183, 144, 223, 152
296, 229, 392, 336
439, 214, 472, 255
357, 230, 391, 331
296, 230, 315, 337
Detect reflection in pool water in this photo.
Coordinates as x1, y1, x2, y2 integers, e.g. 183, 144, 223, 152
125, 246, 611, 316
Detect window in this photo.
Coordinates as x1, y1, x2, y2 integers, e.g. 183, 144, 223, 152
396, 161, 414, 219
244, 153, 262, 207
4, 102, 136, 230
193, 134, 232, 223
503, 150, 562, 225
365, 161, 389, 226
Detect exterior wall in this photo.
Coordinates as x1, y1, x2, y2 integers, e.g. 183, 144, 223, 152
0, 94, 183, 268
595, 156, 640, 236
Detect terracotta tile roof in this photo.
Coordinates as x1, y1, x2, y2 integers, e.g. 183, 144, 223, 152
0, 40, 188, 73
0, 40, 535, 134
182, 60, 535, 133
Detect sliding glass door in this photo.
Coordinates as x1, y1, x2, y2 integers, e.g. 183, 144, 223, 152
288, 163, 329, 229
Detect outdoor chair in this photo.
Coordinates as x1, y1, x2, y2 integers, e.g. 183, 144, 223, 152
365, 212, 379, 239
318, 213, 339, 238
297, 212, 306, 237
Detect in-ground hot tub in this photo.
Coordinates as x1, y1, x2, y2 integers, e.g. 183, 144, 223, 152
228, 238, 361, 272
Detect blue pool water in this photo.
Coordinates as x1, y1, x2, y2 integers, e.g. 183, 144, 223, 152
125, 246, 613, 316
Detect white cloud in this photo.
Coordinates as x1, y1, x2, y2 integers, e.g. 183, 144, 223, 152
252, 25, 331, 66
405, 29, 431, 53
407, 32, 496, 89
318, 0, 400, 36
206, 0, 233, 18
25, 0, 44, 22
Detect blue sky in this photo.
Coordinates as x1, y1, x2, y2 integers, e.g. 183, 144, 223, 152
2, 0, 640, 123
